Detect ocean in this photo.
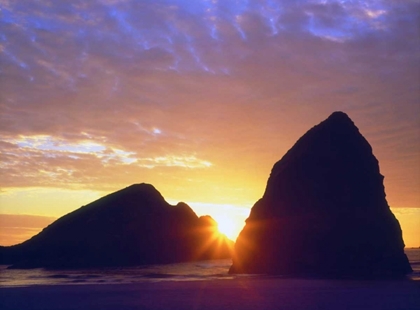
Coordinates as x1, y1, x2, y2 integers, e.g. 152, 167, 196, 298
1, 248, 419, 287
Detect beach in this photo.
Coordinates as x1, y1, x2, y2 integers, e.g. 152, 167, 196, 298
1, 277, 419, 310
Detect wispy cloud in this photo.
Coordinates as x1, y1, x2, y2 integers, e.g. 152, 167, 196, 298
0, 132, 213, 190
0, 0, 418, 209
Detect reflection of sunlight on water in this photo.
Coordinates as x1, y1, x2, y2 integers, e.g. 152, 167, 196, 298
0, 259, 234, 287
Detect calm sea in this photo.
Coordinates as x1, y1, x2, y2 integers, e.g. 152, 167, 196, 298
1, 249, 419, 287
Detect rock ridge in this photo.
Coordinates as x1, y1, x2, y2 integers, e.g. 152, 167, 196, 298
0, 183, 233, 269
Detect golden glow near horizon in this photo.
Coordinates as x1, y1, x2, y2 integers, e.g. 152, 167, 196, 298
187, 202, 250, 241
1, 187, 419, 247
215, 215, 243, 241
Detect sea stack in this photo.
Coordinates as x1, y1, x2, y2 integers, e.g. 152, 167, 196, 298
0, 183, 233, 268
230, 112, 412, 278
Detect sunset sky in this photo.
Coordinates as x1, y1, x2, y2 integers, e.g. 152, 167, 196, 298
0, 0, 419, 246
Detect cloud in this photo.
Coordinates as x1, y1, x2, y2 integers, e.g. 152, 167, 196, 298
0, 0, 419, 209
0, 133, 213, 190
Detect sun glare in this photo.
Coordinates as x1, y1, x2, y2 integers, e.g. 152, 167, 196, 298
212, 215, 243, 241
185, 202, 250, 242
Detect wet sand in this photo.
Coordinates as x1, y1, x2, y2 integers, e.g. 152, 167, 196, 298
1, 277, 419, 310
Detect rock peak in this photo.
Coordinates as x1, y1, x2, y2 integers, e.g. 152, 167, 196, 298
125, 183, 158, 192
124, 182, 165, 196
305, 111, 358, 138
328, 110, 352, 120
230, 112, 412, 277
269, 111, 368, 192
322, 111, 356, 129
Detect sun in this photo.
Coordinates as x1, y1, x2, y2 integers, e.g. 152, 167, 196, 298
186, 202, 249, 242
212, 215, 243, 241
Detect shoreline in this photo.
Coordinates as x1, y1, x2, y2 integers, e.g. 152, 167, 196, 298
1, 277, 419, 310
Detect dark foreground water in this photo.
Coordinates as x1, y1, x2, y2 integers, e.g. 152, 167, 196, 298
0, 249, 418, 287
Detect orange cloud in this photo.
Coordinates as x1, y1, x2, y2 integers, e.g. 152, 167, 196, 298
0, 0, 418, 245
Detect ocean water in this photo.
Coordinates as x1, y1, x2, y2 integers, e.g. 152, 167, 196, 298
0, 259, 235, 287
405, 248, 420, 280
1, 249, 419, 287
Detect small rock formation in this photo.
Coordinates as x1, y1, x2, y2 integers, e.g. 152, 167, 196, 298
230, 112, 412, 278
0, 183, 233, 268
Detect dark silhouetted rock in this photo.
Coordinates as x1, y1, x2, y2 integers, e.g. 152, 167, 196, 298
0, 183, 233, 269
230, 112, 412, 278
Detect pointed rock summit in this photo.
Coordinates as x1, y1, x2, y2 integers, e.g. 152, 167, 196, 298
0, 183, 233, 268
230, 112, 412, 278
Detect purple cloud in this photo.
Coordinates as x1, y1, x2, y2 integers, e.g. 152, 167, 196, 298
0, 0, 418, 210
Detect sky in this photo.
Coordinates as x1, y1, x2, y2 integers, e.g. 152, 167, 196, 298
0, 0, 419, 246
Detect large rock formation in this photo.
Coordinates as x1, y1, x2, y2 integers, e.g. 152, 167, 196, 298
0, 183, 233, 269
230, 112, 412, 278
